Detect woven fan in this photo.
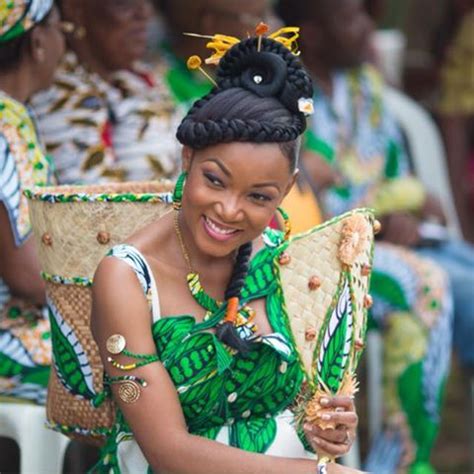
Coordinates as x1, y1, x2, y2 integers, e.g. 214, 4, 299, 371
278, 208, 375, 456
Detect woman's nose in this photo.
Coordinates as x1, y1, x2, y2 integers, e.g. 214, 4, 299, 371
215, 195, 244, 223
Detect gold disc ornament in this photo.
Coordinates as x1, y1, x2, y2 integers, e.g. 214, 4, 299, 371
106, 334, 126, 355
117, 381, 141, 404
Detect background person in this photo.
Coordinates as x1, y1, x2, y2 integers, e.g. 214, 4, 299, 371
31, 0, 181, 185
277, 1, 456, 472
0, 0, 65, 404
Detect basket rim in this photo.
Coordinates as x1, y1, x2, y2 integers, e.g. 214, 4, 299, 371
23, 180, 174, 203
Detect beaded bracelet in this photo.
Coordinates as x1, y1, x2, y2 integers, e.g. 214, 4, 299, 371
317, 463, 328, 474
106, 334, 159, 371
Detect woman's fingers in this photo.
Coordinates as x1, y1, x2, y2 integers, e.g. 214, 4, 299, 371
317, 410, 358, 428
311, 436, 350, 457
319, 395, 355, 411
311, 425, 349, 444
304, 423, 355, 445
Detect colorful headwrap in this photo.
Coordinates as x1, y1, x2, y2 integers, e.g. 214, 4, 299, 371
0, 0, 53, 43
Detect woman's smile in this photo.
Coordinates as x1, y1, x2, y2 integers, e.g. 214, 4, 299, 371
202, 215, 242, 242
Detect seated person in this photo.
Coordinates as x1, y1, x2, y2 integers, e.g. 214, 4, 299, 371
436, 5, 474, 241
277, 0, 457, 472
31, 0, 181, 184
0, 0, 65, 403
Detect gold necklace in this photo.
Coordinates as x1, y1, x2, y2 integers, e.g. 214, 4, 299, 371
174, 211, 220, 312
174, 211, 194, 273
173, 212, 258, 334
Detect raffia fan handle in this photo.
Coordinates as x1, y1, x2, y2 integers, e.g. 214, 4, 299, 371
278, 209, 376, 436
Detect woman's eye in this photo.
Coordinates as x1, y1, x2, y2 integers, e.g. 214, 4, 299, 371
250, 192, 272, 203
204, 172, 223, 187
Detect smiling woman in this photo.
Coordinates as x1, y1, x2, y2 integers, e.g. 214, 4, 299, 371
90, 29, 364, 474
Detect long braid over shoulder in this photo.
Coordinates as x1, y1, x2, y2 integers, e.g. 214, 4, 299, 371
176, 34, 313, 353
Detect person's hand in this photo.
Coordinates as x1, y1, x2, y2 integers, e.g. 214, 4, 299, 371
302, 150, 343, 192
379, 212, 421, 246
421, 193, 447, 225
304, 395, 358, 459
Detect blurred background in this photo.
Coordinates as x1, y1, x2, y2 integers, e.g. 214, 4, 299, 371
0, 0, 473, 472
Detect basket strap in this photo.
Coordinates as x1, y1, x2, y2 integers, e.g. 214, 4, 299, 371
107, 244, 161, 322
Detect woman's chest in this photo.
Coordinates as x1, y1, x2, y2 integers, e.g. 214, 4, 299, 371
151, 319, 303, 426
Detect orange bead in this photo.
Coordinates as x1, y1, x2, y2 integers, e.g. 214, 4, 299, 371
308, 276, 321, 291
278, 252, 291, 265
255, 22, 269, 36
361, 264, 372, 276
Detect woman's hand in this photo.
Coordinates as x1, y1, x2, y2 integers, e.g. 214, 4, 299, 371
304, 395, 358, 458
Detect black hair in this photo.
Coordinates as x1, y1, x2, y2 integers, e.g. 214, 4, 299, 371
177, 36, 313, 353
0, 8, 53, 71
276, 0, 332, 26
182, 87, 301, 170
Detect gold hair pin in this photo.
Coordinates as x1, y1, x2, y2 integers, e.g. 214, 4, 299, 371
186, 55, 218, 86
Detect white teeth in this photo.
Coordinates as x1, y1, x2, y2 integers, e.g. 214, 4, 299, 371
205, 217, 236, 235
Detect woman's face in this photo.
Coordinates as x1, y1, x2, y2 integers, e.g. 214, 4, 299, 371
181, 142, 296, 258
83, 0, 152, 70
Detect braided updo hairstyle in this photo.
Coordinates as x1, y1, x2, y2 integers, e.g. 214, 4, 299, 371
177, 36, 313, 353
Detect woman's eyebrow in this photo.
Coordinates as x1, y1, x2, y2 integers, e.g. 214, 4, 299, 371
204, 158, 231, 177
252, 182, 281, 191
203, 158, 281, 191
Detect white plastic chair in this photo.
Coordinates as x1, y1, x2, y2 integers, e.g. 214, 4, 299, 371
384, 86, 462, 238
0, 402, 70, 473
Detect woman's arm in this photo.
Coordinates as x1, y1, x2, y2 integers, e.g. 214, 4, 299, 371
0, 203, 45, 305
92, 258, 361, 474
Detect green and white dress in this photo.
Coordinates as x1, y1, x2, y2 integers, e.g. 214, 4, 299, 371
93, 231, 314, 473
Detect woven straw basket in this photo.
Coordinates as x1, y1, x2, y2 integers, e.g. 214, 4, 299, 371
26, 181, 173, 445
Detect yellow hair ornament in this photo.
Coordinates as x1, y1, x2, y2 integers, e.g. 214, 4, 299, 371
186, 55, 202, 70
268, 27, 301, 55
186, 54, 217, 86
184, 25, 301, 67
205, 34, 241, 65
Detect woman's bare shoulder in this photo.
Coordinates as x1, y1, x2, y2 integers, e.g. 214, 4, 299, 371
124, 211, 174, 261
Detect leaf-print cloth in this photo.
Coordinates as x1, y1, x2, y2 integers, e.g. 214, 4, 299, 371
92, 237, 315, 473
30, 52, 182, 185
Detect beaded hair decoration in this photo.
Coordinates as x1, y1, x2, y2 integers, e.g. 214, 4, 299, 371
178, 23, 314, 149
